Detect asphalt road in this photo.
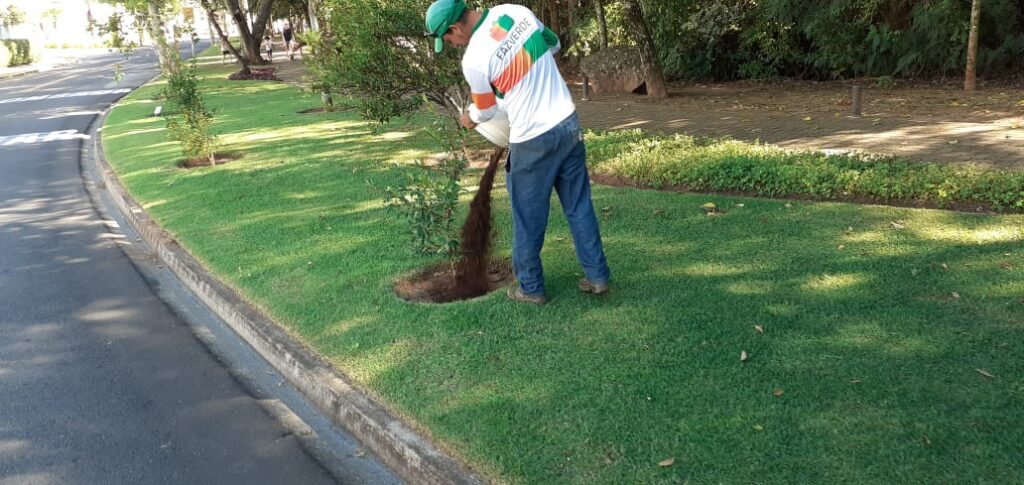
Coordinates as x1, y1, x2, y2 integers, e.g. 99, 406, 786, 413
0, 47, 399, 484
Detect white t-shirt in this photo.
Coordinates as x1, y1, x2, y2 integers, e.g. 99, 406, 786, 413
462, 4, 575, 144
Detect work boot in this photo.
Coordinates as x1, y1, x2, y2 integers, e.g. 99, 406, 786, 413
506, 286, 548, 305
578, 278, 609, 295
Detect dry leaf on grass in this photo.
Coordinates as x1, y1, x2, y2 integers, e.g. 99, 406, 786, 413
1000, 261, 1014, 270
890, 221, 906, 229
754, 325, 764, 334
658, 457, 675, 467
752, 424, 764, 432
773, 388, 784, 397
837, 245, 846, 251
740, 350, 749, 362
922, 435, 932, 446
976, 368, 995, 379
951, 292, 961, 299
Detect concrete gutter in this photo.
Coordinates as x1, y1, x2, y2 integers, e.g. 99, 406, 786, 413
86, 104, 485, 485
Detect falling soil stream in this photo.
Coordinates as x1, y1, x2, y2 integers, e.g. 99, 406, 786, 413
394, 147, 514, 303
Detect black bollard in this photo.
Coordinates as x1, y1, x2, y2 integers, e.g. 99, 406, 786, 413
582, 75, 591, 101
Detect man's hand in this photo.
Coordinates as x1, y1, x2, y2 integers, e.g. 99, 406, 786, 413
460, 111, 477, 130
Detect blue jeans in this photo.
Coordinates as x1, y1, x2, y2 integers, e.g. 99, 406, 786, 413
506, 112, 610, 297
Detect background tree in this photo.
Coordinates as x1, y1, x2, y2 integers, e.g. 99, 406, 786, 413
200, 0, 252, 74
222, 0, 276, 64
593, 0, 608, 49
272, 0, 311, 31
0, 5, 26, 29
621, 0, 667, 96
964, 0, 982, 91
556, 0, 1024, 83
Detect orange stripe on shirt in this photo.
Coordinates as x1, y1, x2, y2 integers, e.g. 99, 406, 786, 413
472, 91, 497, 110
493, 49, 532, 93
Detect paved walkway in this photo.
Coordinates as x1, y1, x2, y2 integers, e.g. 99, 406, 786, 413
572, 80, 1024, 170
267, 56, 1024, 170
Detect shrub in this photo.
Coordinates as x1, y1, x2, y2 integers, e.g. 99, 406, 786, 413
162, 62, 217, 165
1, 39, 38, 67
586, 130, 1024, 212
383, 104, 468, 256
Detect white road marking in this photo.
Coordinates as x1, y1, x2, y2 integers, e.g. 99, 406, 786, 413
0, 130, 90, 146
0, 88, 131, 105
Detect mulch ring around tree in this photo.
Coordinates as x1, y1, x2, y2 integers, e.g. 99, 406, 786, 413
228, 68, 281, 81
178, 152, 244, 169
297, 106, 356, 114
394, 258, 514, 303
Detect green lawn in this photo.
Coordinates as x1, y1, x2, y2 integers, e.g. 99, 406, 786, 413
103, 57, 1024, 484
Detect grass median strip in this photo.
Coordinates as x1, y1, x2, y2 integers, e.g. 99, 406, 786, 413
103, 58, 1024, 484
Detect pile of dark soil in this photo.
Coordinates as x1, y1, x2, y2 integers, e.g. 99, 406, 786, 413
395, 147, 513, 303
228, 68, 281, 81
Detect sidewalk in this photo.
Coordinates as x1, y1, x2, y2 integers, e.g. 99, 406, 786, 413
268, 57, 1024, 170
571, 80, 1024, 170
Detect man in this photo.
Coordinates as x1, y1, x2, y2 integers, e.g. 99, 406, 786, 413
425, 0, 611, 305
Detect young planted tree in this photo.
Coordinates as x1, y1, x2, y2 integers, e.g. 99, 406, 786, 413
164, 61, 218, 166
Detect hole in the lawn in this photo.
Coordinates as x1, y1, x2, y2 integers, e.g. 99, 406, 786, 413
177, 152, 244, 169
297, 105, 358, 114
394, 258, 514, 303
298, 106, 332, 114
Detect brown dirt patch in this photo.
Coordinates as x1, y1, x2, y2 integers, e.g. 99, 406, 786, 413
178, 152, 244, 169
394, 258, 514, 303
297, 106, 355, 114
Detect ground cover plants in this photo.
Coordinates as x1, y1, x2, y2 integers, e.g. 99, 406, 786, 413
587, 130, 1024, 212
102, 56, 1024, 484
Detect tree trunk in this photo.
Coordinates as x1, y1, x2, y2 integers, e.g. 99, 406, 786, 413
222, 0, 275, 64
964, 0, 982, 91
594, 0, 608, 49
546, 0, 561, 35
621, 0, 667, 97
202, 0, 251, 74
146, 1, 178, 74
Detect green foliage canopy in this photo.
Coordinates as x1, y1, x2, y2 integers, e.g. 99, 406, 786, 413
566, 0, 1024, 81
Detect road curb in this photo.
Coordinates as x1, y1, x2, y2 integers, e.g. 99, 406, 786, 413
87, 98, 484, 485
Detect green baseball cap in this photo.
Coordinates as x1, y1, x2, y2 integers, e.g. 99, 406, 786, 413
425, 0, 466, 53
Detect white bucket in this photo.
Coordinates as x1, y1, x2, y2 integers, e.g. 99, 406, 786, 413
473, 104, 511, 148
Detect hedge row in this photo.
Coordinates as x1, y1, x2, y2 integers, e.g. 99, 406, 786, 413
585, 130, 1024, 213
1, 39, 39, 67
